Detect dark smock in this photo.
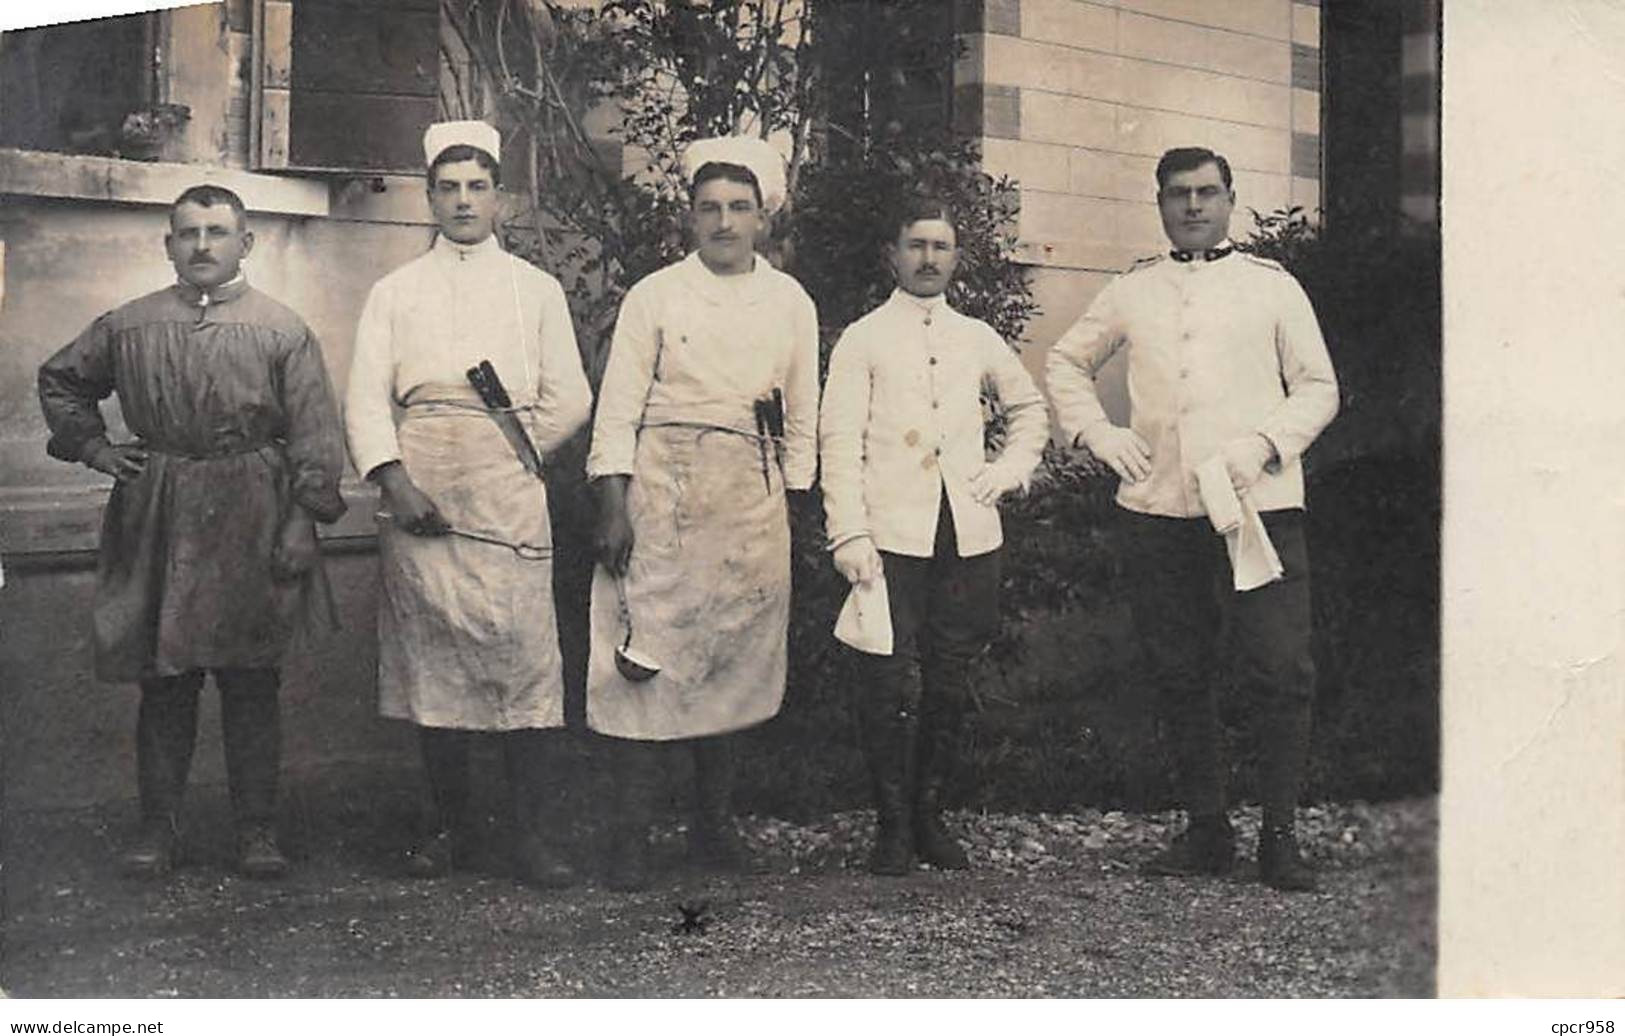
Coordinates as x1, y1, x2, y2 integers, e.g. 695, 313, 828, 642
37, 281, 348, 681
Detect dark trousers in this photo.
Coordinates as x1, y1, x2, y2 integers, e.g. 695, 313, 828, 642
1123, 508, 1316, 827
136, 667, 281, 829
864, 497, 1001, 806
416, 727, 588, 854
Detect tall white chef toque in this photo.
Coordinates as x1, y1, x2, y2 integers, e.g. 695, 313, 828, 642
423, 119, 502, 168
680, 135, 789, 213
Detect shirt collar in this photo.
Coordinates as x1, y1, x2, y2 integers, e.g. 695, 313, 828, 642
432, 233, 503, 262
1169, 238, 1236, 264
888, 287, 950, 316
681, 249, 770, 305
173, 273, 248, 307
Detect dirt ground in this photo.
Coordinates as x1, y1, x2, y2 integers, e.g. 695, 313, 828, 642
0, 782, 1434, 998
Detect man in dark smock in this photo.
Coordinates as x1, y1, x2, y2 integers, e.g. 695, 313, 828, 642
37, 184, 347, 879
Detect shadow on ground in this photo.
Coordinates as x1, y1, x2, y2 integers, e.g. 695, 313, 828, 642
1, 767, 1434, 998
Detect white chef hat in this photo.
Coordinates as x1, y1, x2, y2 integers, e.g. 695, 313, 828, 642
423, 120, 501, 169
680, 135, 788, 213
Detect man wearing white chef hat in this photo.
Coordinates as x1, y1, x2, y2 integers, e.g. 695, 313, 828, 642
585, 134, 818, 890
346, 119, 592, 887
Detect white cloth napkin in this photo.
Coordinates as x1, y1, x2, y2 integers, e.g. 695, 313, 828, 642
834, 576, 893, 655
1195, 456, 1284, 592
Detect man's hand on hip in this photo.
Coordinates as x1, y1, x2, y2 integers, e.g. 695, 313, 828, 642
84, 439, 149, 483
833, 537, 883, 585
968, 463, 1024, 506
1079, 424, 1153, 484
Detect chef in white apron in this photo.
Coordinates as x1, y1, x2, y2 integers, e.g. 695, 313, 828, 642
585, 135, 819, 891
346, 121, 593, 886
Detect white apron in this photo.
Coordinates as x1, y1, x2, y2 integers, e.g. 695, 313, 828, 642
377, 390, 566, 730
586, 422, 790, 740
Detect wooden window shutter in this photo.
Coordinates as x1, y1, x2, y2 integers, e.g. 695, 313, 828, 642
252, 0, 440, 174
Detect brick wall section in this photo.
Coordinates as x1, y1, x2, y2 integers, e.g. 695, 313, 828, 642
958, 0, 1323, 279
1399, 0, 1439, 227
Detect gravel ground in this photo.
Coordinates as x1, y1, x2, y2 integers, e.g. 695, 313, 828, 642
0, 797, 1434, 998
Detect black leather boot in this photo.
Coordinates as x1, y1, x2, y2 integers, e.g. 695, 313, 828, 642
1259, 695, 1316, 892
126, 675, 202, 878
606, 738, 656, 892
122, 816, 180, 880
1258, 822, 1318, 892
1141, 812, 1236, 877
914, 666, 971, 871
506, 730, 578, 889
407, 728, 471, 879
219, 668, 288, 879
861, 669, 919, 877
690, 737, 745, 871
913, 784, 969, 870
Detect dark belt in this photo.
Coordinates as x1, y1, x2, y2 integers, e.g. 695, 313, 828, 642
140, 438, 280, 461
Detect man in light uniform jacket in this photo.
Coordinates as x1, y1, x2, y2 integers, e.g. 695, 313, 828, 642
346, 121, 593, 886
820, 196, 1048, 875
1046, 146, 1339, 891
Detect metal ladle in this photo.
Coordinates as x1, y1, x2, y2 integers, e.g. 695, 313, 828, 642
613, 575, 661, 682
375, 511, 552, 560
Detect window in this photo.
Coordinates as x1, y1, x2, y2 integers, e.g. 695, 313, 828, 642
0, 13, 164, 158
253, 0, 441, 174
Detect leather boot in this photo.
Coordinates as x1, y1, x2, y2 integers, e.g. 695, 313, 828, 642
126, 675, 202, 878
407, 728, 471, 878
1258, 822, 1318, 892
861, 664, 919, 877
1258, 691, 1315, 890
505, 730, 578, 889
913, 784, 968, 870
690, 737, 745, 871
219, 668, 287, 878
606, 738, 656, 892
914, 662, 971, 871
122, 816, 180, 880
1141, 812, 1236, 877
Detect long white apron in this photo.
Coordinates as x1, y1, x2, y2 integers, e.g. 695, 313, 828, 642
377, 392, 565, 730
586, 423, 790, 740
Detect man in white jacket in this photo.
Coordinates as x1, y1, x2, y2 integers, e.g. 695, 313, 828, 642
585, 137, 819, 891
1046, 147, 1338, 891
346, 121, 592, 886
819, 197, 1048, 875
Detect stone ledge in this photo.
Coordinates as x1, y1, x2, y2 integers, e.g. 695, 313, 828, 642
0, 480, 382, 560
0, 147, 328, 216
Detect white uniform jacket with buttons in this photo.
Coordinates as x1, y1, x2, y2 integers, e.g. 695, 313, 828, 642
819, 289, 1049, 559
585, 250, 819, 486
582, 251, 819, 741
346, 234, 591, 479
344, 234, 592, 731
1045, 251, 1339, 518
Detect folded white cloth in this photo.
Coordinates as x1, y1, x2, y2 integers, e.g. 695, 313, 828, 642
834, 576, 893, 655
1195, 456, 1284, 592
